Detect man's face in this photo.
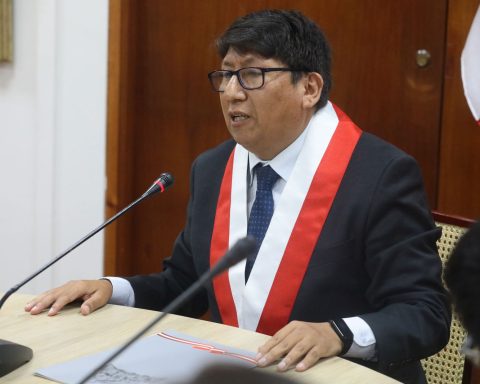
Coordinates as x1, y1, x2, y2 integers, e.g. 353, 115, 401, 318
219, 48, 312, 160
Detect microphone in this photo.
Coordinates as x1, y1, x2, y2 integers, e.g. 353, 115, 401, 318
141, 172, 174, 197
0, 172, 174, 378
77, 236, 256, 384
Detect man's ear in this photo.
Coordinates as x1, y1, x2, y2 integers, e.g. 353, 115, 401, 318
302, 72, 323, 109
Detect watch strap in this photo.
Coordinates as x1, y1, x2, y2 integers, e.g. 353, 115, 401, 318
329, 318, 354, 355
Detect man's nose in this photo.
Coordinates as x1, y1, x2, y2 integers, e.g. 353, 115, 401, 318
223, 75, 247, 100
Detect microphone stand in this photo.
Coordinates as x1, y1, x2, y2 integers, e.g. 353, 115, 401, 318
0, 173, 173, 378
77, 237, 256, 384
1, 195, 141, 309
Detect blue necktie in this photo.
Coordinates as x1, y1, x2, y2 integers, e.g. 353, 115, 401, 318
245, 164, 280, 281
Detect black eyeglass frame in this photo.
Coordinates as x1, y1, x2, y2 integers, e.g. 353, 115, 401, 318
207, 67, 305, 92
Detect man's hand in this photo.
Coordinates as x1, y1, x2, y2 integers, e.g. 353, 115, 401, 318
24, 279, 113, 316
256, 321, 343, 372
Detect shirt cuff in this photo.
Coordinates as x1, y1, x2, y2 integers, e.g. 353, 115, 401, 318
103, 276, 135, 307
343, 316, 377, 360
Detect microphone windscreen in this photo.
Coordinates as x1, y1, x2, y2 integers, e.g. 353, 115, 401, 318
159, 172, 174, 190
143, 172, 174, 197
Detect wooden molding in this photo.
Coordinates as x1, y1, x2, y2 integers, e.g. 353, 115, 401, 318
433, 210, 476, 228
104, 0, 136, 275
0, 0, 13, 62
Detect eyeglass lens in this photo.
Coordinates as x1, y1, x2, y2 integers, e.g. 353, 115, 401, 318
210, 68, 264, 91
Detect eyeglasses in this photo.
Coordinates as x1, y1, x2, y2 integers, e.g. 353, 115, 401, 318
208, 67, 303, 92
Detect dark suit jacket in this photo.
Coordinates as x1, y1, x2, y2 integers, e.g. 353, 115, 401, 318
127, 132, 450, 384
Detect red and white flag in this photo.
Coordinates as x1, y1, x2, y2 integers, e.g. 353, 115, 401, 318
461, 5, 480, 126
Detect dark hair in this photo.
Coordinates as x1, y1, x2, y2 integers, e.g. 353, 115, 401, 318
444, 220, 480, 347
216, 9, 331, 110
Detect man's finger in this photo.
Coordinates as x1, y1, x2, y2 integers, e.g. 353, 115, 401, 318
46, 293, 79, 316
26, 300, 49, 315
26, 293, 60, 315
25, 297, 46, 313
80, 286, 111, 316
294, 346, 322, 371
80, 302, 92, 315
257, 337, 298, 367
277, 340, 313, 371
257, 321, 298, 355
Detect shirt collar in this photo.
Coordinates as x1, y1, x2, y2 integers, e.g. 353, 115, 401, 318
248, 123, 309, 183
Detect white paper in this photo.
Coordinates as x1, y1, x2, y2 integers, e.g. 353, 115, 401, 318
35, 330, 257, 383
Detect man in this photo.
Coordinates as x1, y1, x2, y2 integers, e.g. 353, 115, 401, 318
445, 220, 480, 366
25, 10, 450, 383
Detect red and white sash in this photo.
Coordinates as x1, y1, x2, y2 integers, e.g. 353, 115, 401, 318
210, 102, 361, 335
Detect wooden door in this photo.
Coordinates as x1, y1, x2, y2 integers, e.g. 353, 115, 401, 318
105, 0, 447, 276
437, 0, 480, 218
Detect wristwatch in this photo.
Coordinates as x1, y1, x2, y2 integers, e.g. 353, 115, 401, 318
328, 319, 354, 356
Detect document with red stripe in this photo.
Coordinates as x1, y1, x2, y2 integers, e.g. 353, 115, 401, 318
35, 330, 257, 383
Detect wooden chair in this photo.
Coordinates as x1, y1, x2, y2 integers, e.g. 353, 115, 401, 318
421, 212, 474, 384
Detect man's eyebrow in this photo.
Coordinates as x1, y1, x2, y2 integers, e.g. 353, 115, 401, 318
221, 56, 256, 69
221, 60, 234, 69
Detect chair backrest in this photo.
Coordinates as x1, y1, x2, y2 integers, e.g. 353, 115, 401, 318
421, 212, 474, 384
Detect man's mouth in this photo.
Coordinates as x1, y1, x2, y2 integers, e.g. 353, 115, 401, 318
230, 113, 250, 122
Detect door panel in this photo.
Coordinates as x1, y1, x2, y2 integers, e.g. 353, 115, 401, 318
437, 0, 480, 218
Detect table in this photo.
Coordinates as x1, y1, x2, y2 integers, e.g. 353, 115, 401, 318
0, 293, 398, 383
